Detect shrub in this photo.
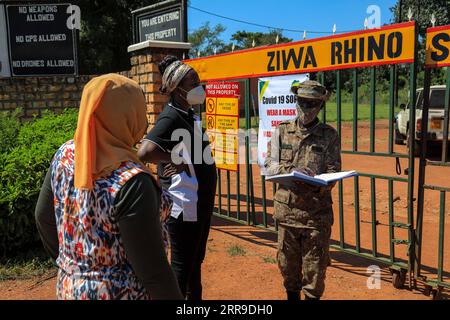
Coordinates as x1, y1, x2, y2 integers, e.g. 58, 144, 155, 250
0, 109, 79, 257
0, 109, 22, 154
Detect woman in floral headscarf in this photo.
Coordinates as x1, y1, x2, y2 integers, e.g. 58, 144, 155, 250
34, 74, 182, 300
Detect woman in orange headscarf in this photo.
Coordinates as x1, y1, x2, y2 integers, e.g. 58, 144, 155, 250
34, 74, 182, 300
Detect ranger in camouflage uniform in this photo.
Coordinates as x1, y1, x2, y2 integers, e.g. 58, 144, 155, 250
264, 80, 341, 300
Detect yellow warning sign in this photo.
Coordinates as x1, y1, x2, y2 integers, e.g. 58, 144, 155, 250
206, 81, 240, 171
206, 97, 216, 114
212, 149, 239, 172
215, 115, 239, 132
206, 114, 216, 131
216, 97, 239, 115
214, 133, 238, 151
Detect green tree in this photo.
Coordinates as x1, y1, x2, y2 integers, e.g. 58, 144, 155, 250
67, 0, 165, 74
229, 30, 292, 51
187, 24, 292, 57
390, 0, 450, 85
188, 22, 227, 57
2, 0, 170, 73
189, 22, 292, 57
390, 0, 449, 37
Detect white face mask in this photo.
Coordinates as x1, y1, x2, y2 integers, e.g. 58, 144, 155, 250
184, 85, 206, 105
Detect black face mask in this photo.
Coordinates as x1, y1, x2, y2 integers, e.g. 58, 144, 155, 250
296, 99, 323, 126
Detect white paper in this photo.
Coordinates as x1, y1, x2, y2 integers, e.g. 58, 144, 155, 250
167, 142, 199, 222
266, 170, 357, 186
314, 170, 358, 183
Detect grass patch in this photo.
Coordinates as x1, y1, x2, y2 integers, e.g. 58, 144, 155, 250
0, 257, 55, 281
227, 244, 247, 257
0, 247, 56, 281
203, 103, 399, 130
319, 103, 400, 122
235, 104, 400, 129
261, 255, 277, 264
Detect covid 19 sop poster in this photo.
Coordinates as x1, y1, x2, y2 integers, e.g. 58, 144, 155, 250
257, 73, 309, 175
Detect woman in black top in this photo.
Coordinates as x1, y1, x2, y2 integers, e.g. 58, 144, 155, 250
137, 56, 217, 300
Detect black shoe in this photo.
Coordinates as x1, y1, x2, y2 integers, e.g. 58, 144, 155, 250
186, 291, 202, 300
286, 291, 300, 301
304, 295, 320, 300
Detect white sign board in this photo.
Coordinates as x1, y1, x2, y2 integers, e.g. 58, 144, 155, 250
0, 4, 11, 77
257, 73, 309, 175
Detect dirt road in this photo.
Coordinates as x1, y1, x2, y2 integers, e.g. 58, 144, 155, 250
217, 120, 450, 290
0, 120, 447, 300
0, 216, 431, 300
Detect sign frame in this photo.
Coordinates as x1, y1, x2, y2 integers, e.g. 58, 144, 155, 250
5, 2, 78, 77
132, 0, 187, 44
0, 3, 11, 77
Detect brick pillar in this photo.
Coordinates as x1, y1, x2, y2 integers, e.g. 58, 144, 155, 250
128, 41, 191, 174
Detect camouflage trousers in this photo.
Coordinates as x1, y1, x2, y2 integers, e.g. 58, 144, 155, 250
277, 223, 332, 299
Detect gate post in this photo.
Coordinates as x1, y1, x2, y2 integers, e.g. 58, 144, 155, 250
406, 23, 418, 288
414, 67, 432, 281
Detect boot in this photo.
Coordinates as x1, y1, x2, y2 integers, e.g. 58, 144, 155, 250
286, 291, 300, 301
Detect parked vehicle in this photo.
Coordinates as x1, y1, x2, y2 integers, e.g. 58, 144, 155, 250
395, 85, 449, 156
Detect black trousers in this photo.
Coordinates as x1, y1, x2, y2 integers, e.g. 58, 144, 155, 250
166, 211, 212, 300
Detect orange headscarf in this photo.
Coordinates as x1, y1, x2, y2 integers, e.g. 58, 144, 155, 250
74, 73, 149, 190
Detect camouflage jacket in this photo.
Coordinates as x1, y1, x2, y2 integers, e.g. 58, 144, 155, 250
264, 118, 341, 228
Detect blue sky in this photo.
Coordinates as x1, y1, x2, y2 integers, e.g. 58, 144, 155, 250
188, 0, 398, 42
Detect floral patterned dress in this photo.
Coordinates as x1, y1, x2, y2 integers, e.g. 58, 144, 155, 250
51, 140, 155, 300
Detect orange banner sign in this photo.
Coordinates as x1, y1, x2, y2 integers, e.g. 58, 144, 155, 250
185, 22, 416, 81
426, 25, 450, 68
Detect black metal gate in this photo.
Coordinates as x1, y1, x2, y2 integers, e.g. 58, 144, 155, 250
414, 60, 450, 300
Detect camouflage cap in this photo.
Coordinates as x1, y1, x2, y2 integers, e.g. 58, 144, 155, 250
291, 80, 329, 101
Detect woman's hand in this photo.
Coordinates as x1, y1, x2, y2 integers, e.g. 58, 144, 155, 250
160, 190, 173, 223
163, 163, 191, 177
